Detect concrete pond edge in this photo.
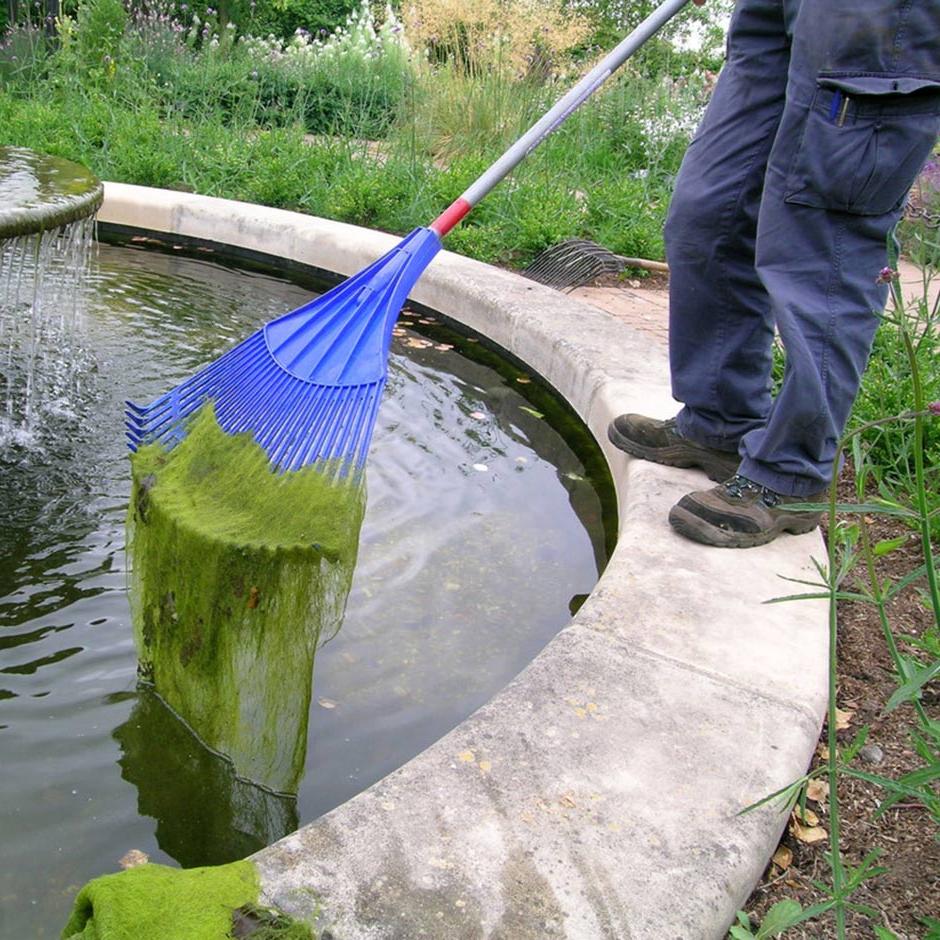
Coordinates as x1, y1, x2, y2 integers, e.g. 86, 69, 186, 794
99, 183, 829, 940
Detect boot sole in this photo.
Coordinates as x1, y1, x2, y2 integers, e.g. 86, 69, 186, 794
607, 424, 739, 483
668, 504, 821, 548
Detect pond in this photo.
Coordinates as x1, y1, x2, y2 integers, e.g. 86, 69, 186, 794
0, 239, 614, 937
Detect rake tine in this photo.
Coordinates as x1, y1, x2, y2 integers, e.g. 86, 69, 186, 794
278, 387, 343, 472
251, 380, 317, 464
314, 388, 358, 467
283, 387, 341, 470
219, 360, 295, 436
331, 385, 372, 466
293, 388, 348, 471
299, 388, 350, 470
127, 334, 266, 430
265, 388, 320, 471
274, 386, 334, 472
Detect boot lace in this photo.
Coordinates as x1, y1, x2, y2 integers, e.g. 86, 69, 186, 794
723, 474, 780, 508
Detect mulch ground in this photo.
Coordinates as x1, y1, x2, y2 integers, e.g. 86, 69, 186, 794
742, 473, 940, 939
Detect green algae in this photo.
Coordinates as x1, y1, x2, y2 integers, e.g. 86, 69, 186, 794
127, 404, 364, 794
61, 860, 312, 940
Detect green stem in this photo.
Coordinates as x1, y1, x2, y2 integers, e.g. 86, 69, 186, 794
895, 297, 939, 625
824, 463, 846, 937
857, 518, 931, 729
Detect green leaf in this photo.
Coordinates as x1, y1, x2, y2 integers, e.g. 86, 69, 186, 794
839, 765, 940, 809
764, 591, 869, 605
839, 724, 870, 763
824, 501, 917, 518
729, 926, 756, 940
843, 848, 886, 891
793, 899, 837, 921
873, 926, 899, 939
872, 534, 908, 556
519, 406, 544, 419
920, 916, 940, 940
754, 899, 804, 938
738, 773, 813, 815
885, 659, 940, 712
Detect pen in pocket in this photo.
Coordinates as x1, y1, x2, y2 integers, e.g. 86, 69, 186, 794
828, 89, 850, 126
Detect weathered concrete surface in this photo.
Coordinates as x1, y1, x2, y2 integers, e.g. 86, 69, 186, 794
99, 183, 829, 940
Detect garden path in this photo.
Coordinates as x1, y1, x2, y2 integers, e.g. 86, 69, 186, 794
570, 258, 937, 347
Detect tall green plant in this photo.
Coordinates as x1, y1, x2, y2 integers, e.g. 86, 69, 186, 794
732, 271, 940, 939
75, 0, 127, 72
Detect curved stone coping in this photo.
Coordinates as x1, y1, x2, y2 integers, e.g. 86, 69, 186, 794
99, 182, 828, 939
0, 147, 104, 239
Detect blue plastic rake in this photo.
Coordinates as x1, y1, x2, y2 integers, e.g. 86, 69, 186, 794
125, 0, 689, 475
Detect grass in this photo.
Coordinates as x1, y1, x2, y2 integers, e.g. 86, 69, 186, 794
0, 0, 716, 265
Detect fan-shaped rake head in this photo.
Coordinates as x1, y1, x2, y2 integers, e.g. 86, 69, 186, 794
125, 227, 442, 475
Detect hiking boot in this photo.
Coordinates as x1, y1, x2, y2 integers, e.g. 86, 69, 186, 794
668, 474, 826, 548
607, 414, 740, 482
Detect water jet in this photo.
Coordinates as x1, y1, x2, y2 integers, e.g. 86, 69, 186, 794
0, 146, 103, 440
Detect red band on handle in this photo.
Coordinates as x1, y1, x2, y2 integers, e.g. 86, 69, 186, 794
429, 198, 472, 238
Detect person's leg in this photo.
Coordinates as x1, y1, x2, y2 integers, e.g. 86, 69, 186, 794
671, 0, 940, 545
737, 0, 940, 496
665, 0, 791, 452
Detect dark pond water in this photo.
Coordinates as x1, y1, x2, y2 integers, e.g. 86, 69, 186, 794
0, 241, 613, 937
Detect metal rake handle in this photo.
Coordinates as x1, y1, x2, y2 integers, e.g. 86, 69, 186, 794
429, 0, 692, 237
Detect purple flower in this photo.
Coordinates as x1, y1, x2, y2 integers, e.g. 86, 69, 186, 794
929, 401, 940, 416
920, 158, 940, 189
876, 266, 898, 284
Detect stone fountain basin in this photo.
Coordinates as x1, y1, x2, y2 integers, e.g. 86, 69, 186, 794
0, 147, 104, 239
99, 182, 827, 940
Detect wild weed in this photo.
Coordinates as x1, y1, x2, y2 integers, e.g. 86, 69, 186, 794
734, 271, 940, 939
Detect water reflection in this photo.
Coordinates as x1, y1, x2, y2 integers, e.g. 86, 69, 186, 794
114, 687, 298, 867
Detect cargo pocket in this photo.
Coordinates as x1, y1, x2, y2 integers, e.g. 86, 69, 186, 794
785, 72, 940, 216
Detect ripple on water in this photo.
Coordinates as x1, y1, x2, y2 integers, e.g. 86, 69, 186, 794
0, 242, 612, 938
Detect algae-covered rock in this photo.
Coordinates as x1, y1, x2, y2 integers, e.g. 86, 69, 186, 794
61, 859, 312, 939
127, 405, 364, 795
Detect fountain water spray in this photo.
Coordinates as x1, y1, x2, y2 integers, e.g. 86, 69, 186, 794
0, 147, 103, 444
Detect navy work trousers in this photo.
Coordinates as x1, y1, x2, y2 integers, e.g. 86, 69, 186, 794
665, 0, 940, 496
